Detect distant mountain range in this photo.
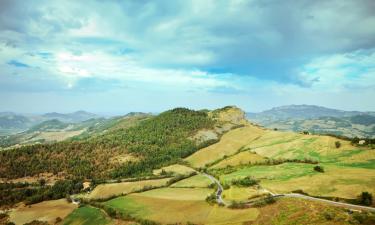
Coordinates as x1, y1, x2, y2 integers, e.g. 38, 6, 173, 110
42, 111, 99, 123
247, 105, 375, 138
0, 112, 152, 148
0, 111, 100, 135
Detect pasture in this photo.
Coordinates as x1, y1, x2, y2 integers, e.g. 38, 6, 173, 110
185, 125, 265, 168
170, 174, 213, 188
219, 162, 375, 199
152, 164, 196, 176
62, 206, 111, 225
88, 178, 171, 199
104, 194, 259, 224
223, 187, 267, 202
211, 151, 266, 169
9, 199, 77, 225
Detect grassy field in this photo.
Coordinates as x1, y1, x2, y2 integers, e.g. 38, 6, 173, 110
104, 193, 259, 224
9, 199, 77, 225
252, 197, 374, 225
88, 178, 171, 199
62, 206, 111, 225
186, 123, 375, 200
211, 151, 266, 169
185, 125, 265, 168
132, 187, 212, 200
152, 164, 196, 176
170, 174, 213, 188
219, 162, 375, 199
222, 186, 268, 202
243, 131, 366, 163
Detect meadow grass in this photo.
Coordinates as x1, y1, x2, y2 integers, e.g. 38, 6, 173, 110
220, 163, 316, 184
171, 174, 214, 188
210, 151, 266, 169
253, 198, 356, 225
88, 178, 171, 199
9, 199, 77, 225
185, 125, 265, 168
152, 164, 196, 176
104, 193, 259, 224
223, 186, 267, 202
132, 187, 212, 201
62, 206, 111, 225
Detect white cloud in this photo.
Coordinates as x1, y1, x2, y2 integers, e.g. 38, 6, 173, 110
296, 51, 375, 90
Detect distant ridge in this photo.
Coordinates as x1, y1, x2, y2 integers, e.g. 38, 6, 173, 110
248, 105, 373, 120
247, 105, 375, 138
0, 111, 99, 135
43, 111, 99, 123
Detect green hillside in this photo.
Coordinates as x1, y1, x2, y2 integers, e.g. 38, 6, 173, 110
0, 108, 214, 180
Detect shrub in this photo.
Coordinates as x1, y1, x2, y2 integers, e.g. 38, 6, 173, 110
292, 189, 309, 195
231, 176, 258, 186
335, 141, 341, 148
313, 165, 324, 173
358, 192, 373, 206
350, 211, 375, 224
23, 220, 48, 225
38, 179, 46, 186
55, 217, 62, 223
252, 196, 276, 207
222, 183, 230, 190
205, 193, 217, 204
229, 201, 248, 209
323, 211, 334, 220
208, 183, 217, 189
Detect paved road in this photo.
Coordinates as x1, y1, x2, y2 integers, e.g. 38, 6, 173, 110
202, 173, 375, 212
260, 187, 375, 212
277, 193, 375, 212
202, 173, 228, 206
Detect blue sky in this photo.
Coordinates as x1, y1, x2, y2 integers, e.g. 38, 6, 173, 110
1, 0, 375, 114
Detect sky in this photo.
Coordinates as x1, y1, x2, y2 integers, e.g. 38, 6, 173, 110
1, 0, 375, 114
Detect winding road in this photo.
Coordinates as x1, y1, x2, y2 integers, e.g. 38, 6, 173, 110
203, 172, 375, 212
202, 173, 228, 206
276, 193, 375, 212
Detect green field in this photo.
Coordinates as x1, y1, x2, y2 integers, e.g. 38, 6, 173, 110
62, 206, 111, 225
170, 174, 213, 188
104, 193, 259, 224
220, 163, 316, 183
87, 178, 171, 199
223, 186, 267, 202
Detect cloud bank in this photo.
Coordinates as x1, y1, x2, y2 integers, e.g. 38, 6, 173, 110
0, 0, 375, 113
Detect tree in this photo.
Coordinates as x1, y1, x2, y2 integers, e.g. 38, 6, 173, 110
313, 165, 324, 173
55, 217, 62, 223
358, 192, 373, 206
38, 179, 46, 186
335, 141, 341, 148
231, 176, 258, 186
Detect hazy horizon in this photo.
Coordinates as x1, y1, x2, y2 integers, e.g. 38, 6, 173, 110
1, 103, 375, 117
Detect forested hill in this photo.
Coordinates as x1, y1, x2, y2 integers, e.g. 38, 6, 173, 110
0, 108, 220, 180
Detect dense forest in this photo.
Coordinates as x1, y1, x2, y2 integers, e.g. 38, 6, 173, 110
0, 179, 83, 206
0, 108, 215, 180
